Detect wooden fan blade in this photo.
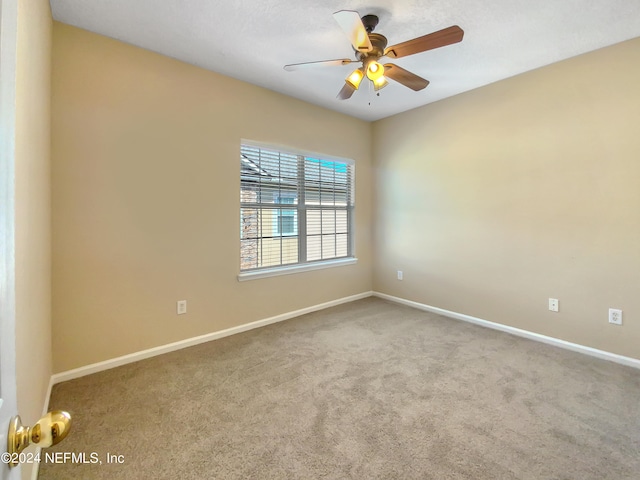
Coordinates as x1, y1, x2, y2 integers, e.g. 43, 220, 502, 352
337, 83, 356, 100
384, 64, 430, 91
385, 25, 464, 59
284, 59, 354, 71
333, 10, 373, 53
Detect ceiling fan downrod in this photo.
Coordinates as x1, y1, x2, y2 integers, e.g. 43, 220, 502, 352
361, 14, 379, 33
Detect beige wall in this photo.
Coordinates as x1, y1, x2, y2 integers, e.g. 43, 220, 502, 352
51, 20, 639, 371
373, 38, 640, 359
51, 23, 373, 372
15, 0, 52, 478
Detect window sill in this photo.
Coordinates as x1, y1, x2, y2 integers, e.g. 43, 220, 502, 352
238, 257, 357, 282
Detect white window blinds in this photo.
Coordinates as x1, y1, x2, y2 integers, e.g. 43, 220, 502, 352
240, 144, 354, 272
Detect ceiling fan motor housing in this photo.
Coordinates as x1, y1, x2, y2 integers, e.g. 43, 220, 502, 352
356, 33, 388, 62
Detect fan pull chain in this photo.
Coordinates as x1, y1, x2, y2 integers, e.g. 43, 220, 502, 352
367, 79, 382, 106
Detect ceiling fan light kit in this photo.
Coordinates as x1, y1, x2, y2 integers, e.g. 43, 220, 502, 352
373, 76, 388, 91
284, 10, 464, 101
365, 60, 384, 81
345, 68, 365, 89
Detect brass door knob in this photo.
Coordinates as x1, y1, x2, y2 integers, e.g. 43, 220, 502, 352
6, 411, 72, 467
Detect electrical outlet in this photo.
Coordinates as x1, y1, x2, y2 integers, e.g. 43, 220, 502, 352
548, 298, 559, 312
177, 300, 187, 315
608, 308, 622, 325
397, 270, 403, 281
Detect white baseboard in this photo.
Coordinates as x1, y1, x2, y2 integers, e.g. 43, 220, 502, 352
31, 449, 42, 480
31, 375, 55, 480
51, 291, 374, 385
374, 292, 640, 370
41, 375, 54, 415
50, 289, 638, 388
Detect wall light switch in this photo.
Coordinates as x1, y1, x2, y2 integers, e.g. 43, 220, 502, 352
397, 270, 403, 281
549, 298, 559, 312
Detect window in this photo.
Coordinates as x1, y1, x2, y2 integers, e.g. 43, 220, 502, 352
274, 195, 297, 236
240, 143, 354, 274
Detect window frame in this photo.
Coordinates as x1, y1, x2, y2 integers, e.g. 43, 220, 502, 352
238, 140, 356, 281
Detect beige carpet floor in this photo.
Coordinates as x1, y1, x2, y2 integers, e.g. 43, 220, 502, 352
40, 298, 640, 479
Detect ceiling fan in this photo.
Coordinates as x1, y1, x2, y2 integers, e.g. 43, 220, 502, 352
284, 10, 464, 100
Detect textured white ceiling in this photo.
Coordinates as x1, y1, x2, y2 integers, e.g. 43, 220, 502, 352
50, 0, 640, 121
